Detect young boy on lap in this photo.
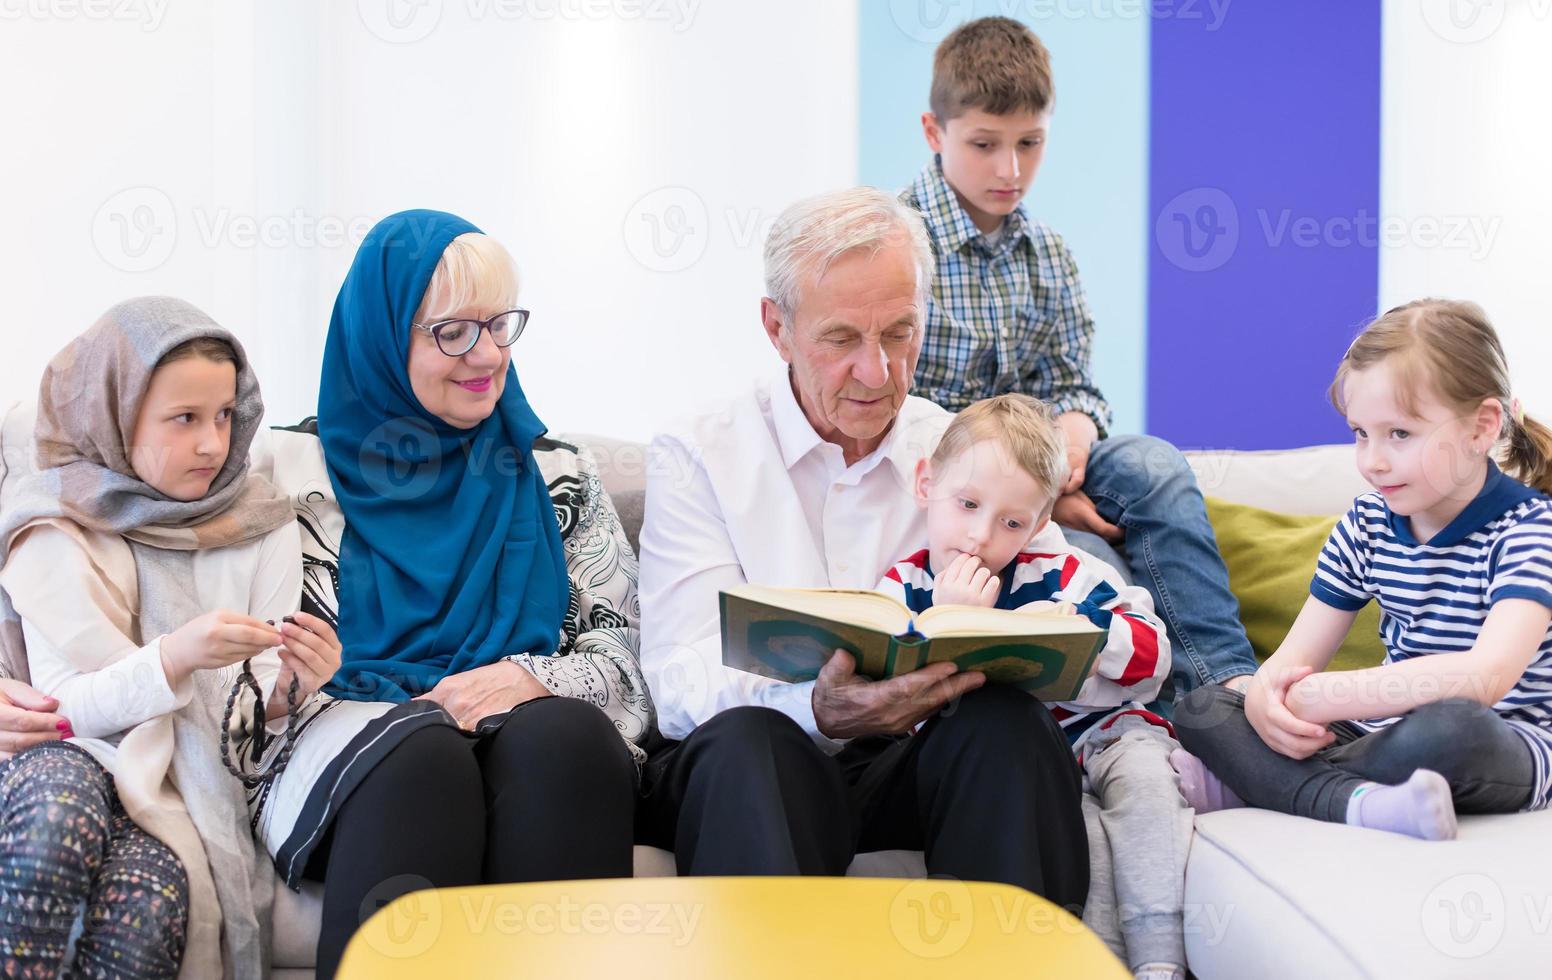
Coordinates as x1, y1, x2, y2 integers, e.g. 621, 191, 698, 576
876, 394, 1190, 980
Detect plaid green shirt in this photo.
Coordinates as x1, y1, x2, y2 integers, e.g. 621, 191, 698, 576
902, 159, 1112, 436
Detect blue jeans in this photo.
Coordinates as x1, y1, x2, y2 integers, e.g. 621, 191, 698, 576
1058, 434, 1258, 708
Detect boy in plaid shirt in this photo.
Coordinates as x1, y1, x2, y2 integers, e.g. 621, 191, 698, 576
902, 16, 1257, 704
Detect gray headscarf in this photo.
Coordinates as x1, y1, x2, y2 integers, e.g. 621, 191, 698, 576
0, 296, 295, 979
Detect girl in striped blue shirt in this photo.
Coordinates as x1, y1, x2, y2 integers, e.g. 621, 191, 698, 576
1172, 299, 1552, 840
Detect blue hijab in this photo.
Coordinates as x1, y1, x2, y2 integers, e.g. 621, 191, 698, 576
318, 209, 569, 702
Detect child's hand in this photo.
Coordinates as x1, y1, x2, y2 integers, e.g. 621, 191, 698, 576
934, 554, 1001, 607
271, 612, 342, 705
161, 611, 281, 686
1245, 665, 1336, 759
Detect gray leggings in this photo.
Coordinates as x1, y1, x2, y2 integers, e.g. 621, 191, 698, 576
1174, 686, 1536, 822
1081, 713, 1192, 970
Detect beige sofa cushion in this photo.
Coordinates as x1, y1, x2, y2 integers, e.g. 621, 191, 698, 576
271, 882, 324, 969
1184, 445, 1369, 516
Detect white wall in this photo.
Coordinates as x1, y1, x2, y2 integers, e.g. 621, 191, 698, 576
0, 0, 860, 441
9, 1, 1548, 442
1380, 0, 1552, 414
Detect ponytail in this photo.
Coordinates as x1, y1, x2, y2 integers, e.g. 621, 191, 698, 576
1504, 410, 1552, 496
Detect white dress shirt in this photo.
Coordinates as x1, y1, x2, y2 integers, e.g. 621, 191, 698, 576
640, 370, 952, 751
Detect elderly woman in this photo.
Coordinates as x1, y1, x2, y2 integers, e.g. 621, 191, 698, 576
230, 210, 652, 978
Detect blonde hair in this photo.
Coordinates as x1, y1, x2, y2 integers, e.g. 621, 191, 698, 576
414, 232, 519, 323
930, 17, 1054, 123
763, 186, 934, 324
931, 394, 1068, 507
1330, 298, 1552, 495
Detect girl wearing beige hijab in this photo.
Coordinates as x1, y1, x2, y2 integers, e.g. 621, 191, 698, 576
0, 297, 340, 979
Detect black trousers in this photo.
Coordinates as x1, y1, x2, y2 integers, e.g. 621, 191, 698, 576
307, 696, 637, 980
636, 685, 1090, 912
1174, 685, 1536, 822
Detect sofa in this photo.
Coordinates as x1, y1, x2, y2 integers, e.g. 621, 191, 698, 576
588, 437, 1552, 979
4, 402, 1549, 977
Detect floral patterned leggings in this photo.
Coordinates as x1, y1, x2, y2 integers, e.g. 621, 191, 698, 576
0, 741, 188, 979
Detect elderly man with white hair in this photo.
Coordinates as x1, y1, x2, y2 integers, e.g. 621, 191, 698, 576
637, 186, 1088, 909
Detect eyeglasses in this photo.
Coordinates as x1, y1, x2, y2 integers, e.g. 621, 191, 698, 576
411, 309, 530, 357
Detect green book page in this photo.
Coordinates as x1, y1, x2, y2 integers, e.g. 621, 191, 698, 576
915, 631, 1105, 703
721, 591, 898, 682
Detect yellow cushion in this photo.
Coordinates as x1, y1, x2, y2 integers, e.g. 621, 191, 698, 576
1204, 496, 1386, 673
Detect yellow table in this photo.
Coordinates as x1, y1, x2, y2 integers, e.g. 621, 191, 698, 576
337, 876, 1128, 978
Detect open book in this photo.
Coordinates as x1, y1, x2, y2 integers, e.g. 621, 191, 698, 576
719, 584, 1106, 703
